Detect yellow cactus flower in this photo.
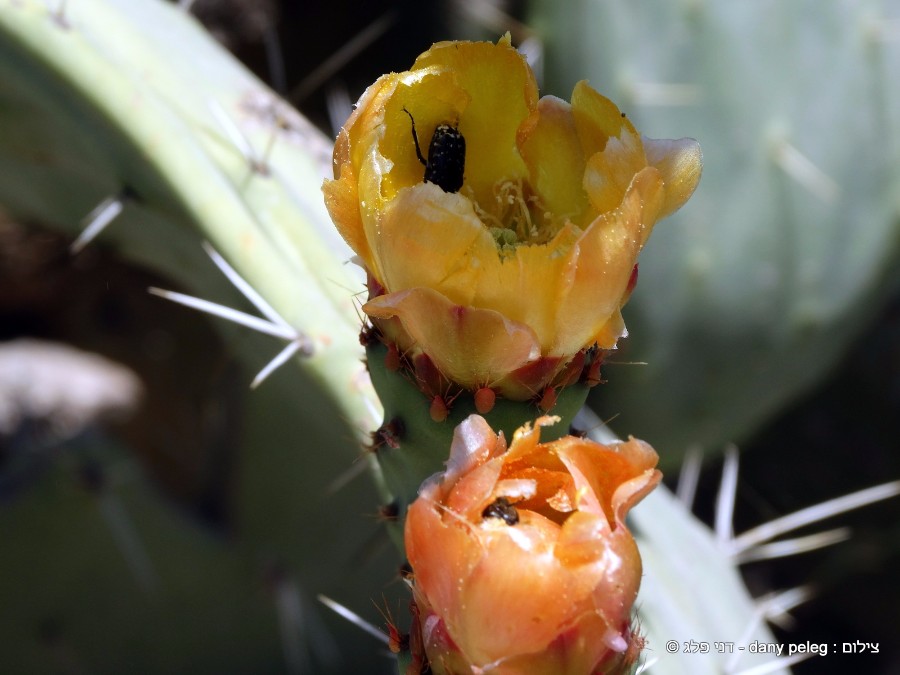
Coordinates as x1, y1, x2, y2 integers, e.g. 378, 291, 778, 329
323, 35, 701, 400
404, 415, 660, 674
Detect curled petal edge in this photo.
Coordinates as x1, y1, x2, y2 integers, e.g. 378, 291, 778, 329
363, 287, 542, 391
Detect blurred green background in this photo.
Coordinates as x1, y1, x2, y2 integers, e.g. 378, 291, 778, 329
1, 1, 898, 673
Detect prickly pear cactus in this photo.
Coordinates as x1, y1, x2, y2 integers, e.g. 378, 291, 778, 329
0, 1, 785, 673
529, 0, 900, 464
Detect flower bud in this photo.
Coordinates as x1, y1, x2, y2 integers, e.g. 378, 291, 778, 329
404, 415, 661, 674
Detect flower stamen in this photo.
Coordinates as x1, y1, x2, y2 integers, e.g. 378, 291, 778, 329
469, 178, 572, 252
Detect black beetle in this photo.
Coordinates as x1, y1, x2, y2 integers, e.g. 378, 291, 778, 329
481, 496, 520, 526
402, 107, 466, 193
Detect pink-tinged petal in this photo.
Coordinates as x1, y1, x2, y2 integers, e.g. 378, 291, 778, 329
443, 414, 504, 484
643, 136, 704, 218
502, 355, 566, 399
363, 287, 541, 389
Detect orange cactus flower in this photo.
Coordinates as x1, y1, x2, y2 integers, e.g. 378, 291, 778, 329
323, 35, 701, 399
404, 415, 661, 674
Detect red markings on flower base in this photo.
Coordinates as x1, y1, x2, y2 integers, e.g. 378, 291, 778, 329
413, 353, 445, 398
429, 395, 450, 423
359, 323, 379, 347
584, 357, 604, 387
555, 350, 586, 389
385, 342, 402, 372
474, 386, 496, 414
538, 386, 558, 412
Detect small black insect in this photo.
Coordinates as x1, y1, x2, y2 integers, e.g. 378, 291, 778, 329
481, 496, 519, 526
402, 107, 466, 193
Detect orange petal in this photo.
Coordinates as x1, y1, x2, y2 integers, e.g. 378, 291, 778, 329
363, 287, 541, 389
554, 511, 612, 569
554, 436, 659, 528
454, 519, 572, 665
446, 458, 506, 521
406, 492, 481, 629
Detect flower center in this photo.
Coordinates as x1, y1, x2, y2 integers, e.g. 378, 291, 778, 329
465, 179, 571, 252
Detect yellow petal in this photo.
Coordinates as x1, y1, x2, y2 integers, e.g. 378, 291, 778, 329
475, 223, 582, 353
556, 171, 661, 354
363, 287, 541, 389
593, 309, 626, 350
412, 38, 538, 207
570, 80, 638, 157
373, 182, 493, 304
338, 73, 397, 178
583, 131, 647, 215
322, 162, 372, 271
378, 66, 471, 200
643, 136, 703, 218
516, 96, 591, 226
